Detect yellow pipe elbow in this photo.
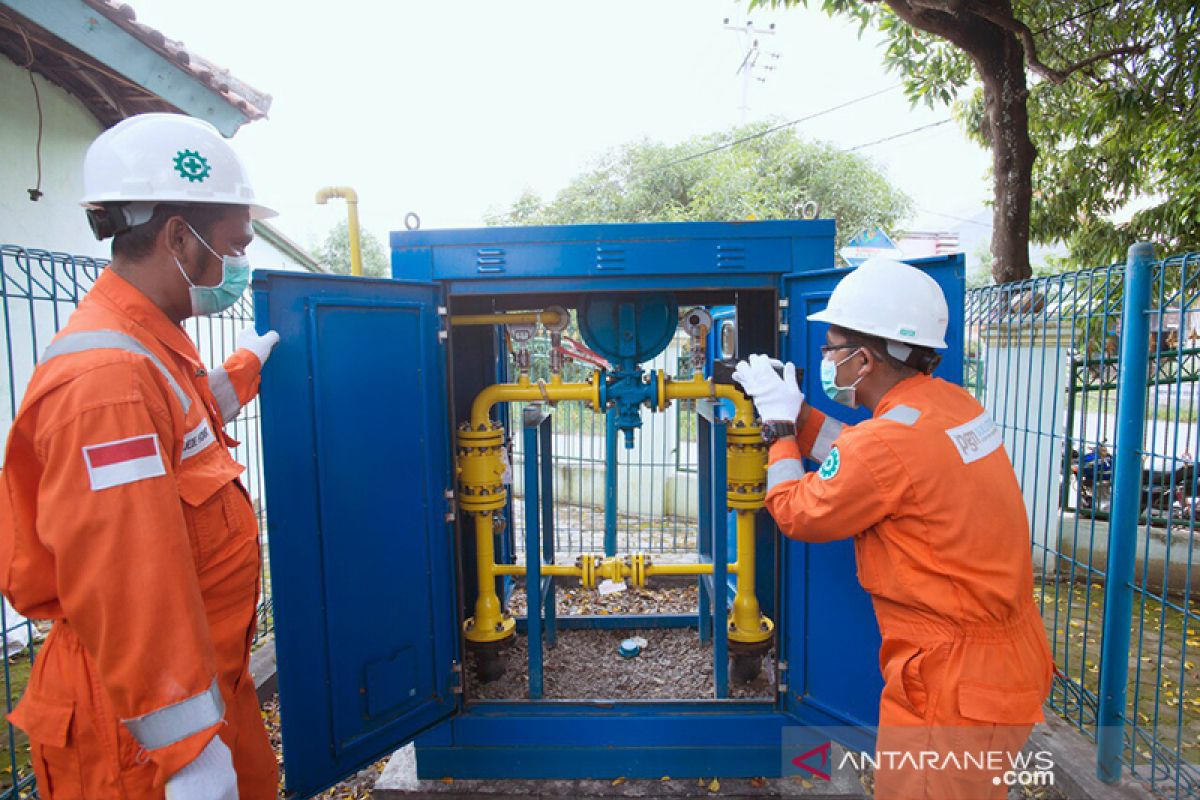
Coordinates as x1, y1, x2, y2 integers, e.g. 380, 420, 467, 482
714, 384, 756, 427
662, 376, 756, 427
316, 186, 364, 277
469, 374, 600, 429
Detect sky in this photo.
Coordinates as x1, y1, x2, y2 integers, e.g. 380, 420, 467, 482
127, 0, 995, 258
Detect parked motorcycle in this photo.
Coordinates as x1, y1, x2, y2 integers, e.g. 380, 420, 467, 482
1066, 442, 1199, 523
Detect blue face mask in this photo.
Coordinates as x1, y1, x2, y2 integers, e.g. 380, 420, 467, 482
173, 223, 251, 317
820, 349, 864, 408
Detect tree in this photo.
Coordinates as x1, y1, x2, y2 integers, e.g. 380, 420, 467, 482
315, 219, 390, 278
486, 124, 913, 253
757, 0, 1197, 282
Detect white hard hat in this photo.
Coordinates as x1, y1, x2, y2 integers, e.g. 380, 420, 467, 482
80, 113, 275, 219
808, 257, 949, 350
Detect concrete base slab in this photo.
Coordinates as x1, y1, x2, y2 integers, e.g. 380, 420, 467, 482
250, 634, 277, 703
1027, 713, 1156, 800
372, 744, 867, 800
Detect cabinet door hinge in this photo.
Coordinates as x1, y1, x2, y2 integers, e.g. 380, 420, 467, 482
437, 306, 449, 342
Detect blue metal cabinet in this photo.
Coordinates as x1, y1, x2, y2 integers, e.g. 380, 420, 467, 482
252, 274, 459, 799
253, 222, 966, 797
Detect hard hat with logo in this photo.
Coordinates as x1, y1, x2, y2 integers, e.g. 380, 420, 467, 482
808, 257, 949, 350
81, 113, 275, 238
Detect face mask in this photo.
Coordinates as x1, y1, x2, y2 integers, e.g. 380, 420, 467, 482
820, 348, 865, 408
173, 223, 251, 317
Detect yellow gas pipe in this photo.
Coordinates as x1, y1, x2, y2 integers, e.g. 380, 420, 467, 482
451, 310, 565, 328
315, 186, 363, 277
459, 372, 773, 647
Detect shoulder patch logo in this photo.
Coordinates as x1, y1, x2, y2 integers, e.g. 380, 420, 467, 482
818, 446, 841, 480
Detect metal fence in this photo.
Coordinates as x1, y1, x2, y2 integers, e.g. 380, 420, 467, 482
966, 245, 1200, 798
506, 322, 701, 559
10, 239, 1200, 796
0, 245, 272, 799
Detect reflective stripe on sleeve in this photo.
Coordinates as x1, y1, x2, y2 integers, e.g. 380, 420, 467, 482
811, 416, 844, 463
767, 458, 805, 491
41, 330, 193, 414
122, 678, 224, 750
881, 404, 921, 425
207, 366, 241, 423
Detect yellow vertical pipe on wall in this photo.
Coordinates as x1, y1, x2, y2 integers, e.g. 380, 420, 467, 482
315, 186, 363, 276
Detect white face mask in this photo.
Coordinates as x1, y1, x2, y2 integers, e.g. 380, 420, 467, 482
173, 222, 251, 316
820, 349, 865, 408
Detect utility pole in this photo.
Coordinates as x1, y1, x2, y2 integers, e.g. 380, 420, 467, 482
723, 17, 779, 125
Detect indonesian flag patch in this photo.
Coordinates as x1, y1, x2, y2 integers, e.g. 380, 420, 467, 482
82, 434, 167, 491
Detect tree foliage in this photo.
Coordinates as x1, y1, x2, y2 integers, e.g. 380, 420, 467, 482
755, 0, 1200, 279
486, 124, 913, 252
315, 219, 390, 278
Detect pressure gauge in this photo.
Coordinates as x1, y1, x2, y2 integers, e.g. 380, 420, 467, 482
681, 307, 713, 337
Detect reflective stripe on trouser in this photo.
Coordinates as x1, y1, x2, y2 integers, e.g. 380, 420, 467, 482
23, 623, 277, 799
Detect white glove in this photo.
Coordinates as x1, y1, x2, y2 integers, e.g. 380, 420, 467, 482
732, 354, 804, 422
165, 736, 238, 800
236, 328, 280, 367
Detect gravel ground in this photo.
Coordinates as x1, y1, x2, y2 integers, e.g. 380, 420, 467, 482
465, 627, 775, 701
472, 582, 774, 701
507, 583, 702, 616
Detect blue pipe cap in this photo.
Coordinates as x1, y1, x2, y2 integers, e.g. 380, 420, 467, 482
618, 638, 642, 658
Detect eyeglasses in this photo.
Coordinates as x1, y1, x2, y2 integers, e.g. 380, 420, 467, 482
819, 343, 861, 357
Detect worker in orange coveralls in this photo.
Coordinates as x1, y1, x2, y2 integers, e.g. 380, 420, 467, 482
733, 258, 1054, 799
0, 113, 282, 799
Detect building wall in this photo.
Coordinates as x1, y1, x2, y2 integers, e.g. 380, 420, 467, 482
246, 237, 311, 272
0, 57, 106, 256
1, 58, 310, 273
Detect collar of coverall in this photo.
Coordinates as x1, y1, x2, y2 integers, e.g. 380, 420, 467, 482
90, 268, 206, 373
872, 371, 933, 419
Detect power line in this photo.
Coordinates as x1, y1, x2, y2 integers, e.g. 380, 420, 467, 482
919, 207, 994, 229
1033, 0, 1122, 36
647, 83, 901, 173
846, 118, 954, 152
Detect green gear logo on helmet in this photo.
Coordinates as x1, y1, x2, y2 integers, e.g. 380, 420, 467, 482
818, 447, 841, 480
173, 149, 211, 183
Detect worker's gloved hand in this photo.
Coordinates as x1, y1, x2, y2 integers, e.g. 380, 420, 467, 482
732, 354, 804, 422
165, 736, 238, 800
236, 328, 280, 367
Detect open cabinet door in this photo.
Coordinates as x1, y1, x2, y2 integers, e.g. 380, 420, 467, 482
252, 271, 458, 799
779, 255, 966, 743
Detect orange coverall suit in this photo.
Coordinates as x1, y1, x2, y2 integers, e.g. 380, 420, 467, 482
0, 268, 277, 799
766, 373, 1054, 799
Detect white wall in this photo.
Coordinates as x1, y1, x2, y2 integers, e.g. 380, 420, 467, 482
0, 58, 106, 257
246, 236, 311, 272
